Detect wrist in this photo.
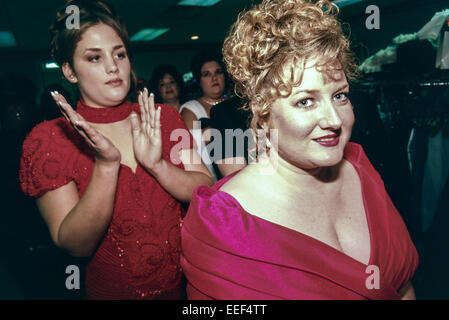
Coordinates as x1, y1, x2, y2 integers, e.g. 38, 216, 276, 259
145, 159, 165, 176
94, 159, 121, 174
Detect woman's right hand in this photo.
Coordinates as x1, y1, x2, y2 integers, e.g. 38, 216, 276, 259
51, 91, 121, 167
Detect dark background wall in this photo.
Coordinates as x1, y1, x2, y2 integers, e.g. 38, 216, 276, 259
0, 0, 447, 102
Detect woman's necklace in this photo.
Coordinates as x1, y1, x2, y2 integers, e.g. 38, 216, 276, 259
202, 97, 224, 106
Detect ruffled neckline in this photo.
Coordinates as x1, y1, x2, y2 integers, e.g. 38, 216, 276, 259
76, 99, 135, 123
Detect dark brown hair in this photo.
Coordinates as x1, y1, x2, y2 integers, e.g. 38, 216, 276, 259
149, 64, 186, 104
50, 0, 137, 100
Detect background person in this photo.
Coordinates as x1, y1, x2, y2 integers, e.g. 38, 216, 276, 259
180, 51, 228, 181
150, 64, 185, 111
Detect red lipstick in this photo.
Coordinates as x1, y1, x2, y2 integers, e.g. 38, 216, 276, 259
313, 133, 340, 147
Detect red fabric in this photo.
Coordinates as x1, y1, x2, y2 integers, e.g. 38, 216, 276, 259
76, 98, 134, 123
181, 142, 419, 300
20, 100, 193, 299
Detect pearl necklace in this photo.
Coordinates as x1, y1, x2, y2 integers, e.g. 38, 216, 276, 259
202, 97, 224, 106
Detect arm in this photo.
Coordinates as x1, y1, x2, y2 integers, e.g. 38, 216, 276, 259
144, 149, 213, 202
203, 126, 248, 177
38, 92, 122, 257
181, 108, 198, 131
131, 89, 213, 203
399, 281, 416, 300
37, 162, 120, 257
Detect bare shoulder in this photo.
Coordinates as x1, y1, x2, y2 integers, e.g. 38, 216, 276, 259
219, 164, 265, 201
180, 108, 198, 130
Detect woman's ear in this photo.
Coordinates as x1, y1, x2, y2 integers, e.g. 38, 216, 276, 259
62, 62, 78, 84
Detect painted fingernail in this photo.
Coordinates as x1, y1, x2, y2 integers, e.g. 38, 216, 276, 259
54, 91, 59, 95
150, 92, 154, 97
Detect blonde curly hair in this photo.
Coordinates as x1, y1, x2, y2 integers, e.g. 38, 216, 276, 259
223, 0, 358, 132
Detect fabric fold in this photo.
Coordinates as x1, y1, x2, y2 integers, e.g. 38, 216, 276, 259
181, 142, 418, 300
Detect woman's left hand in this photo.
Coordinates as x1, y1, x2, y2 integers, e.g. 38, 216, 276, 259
130, 88, 163, 171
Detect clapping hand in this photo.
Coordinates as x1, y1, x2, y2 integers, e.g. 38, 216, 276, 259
130, 88, 163, 171
51, 91, 121, 166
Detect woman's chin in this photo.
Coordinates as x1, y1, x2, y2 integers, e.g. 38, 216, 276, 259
314, 151, 345, 167
103, 90, 129, 105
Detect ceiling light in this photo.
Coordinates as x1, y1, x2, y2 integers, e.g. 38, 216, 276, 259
333, 0, 364, 8
190, 35, 199, 40
131, 28, 170, 41
178, 0, 221, 7
0, 31, 17, 47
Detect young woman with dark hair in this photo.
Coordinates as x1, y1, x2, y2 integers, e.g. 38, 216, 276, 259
20, 0, 212, 300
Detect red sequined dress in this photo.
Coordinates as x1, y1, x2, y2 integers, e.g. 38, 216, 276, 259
19, 99, 193, 299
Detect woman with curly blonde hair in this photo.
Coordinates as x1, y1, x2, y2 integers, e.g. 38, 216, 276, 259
181, 0, 418, 299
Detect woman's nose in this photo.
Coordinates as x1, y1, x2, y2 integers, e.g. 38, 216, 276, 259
318, 102, 342, 129
105, 56, 118, 74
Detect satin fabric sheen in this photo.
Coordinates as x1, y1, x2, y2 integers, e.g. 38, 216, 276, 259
181, 142, 419, 300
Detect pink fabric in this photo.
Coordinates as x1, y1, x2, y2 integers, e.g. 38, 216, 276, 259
181, 142, 419, 300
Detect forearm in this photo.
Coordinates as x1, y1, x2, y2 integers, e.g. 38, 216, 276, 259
57, 162, 120, 257
145, 159, 213, 202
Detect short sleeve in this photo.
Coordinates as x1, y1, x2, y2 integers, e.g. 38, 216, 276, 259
19, 119, 76, 198
158, 104, 195, 168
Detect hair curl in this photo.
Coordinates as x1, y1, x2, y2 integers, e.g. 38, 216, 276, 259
222, 0, 358, 132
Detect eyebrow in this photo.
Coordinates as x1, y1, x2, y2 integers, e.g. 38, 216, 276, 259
294, 84, 349, 95
84, 45, 124, 53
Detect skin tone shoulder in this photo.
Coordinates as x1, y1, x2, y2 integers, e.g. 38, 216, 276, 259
220, 58, 415, 299
37, 23, 212, 258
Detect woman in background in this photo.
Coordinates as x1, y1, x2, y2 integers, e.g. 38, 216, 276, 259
180, 51, 228, 181
150, 64, 185, 111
